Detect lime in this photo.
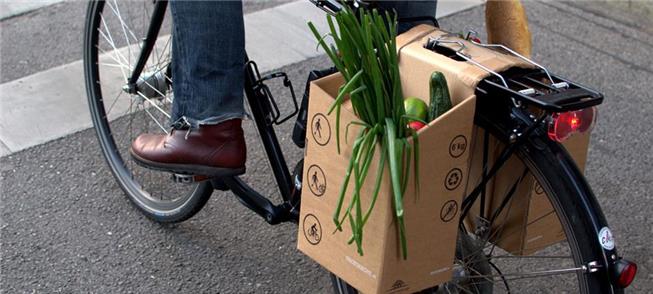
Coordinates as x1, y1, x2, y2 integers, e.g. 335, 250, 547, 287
404, 97, 428, 121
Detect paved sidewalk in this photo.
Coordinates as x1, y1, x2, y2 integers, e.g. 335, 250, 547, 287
0, 0, 64, 20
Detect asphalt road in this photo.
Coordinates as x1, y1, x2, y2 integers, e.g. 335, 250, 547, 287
1, 1, 652, 293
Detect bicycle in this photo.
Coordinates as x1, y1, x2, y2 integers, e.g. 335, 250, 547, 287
83, 0, 636, 292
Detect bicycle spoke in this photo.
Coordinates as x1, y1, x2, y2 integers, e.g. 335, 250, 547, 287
99, 62, 129, 69
452, 283, 476, 294
96, 46, 128, 84
148, 35, 173, 78
104, 90, 124, 117
141, 101, 169, 134
155, 36, 172, 68
107, 0, 141, 43
491, 254, 571, 259
135, 91, 171, 120
466, 265, 496, 286
481, 208, 557, 254
99, 14, 131, 69
96, 45, 128, 67
138, 74, 169, 99
458, 192, 520, 265
107, 0, 139, 65
150, 39, 163, 73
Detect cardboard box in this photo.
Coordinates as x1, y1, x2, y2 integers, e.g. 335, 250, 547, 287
297, 73, 476, 294
297, 24, 594, 293
395, 25, 534, 106
482, 133, 591, 255
392, 24, 593, 256
460, 126, 591, 256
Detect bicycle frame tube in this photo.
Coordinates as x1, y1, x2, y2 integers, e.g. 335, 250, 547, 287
242, 57, 294, 201
220, 56, 297, 224
127, 0, 167, 89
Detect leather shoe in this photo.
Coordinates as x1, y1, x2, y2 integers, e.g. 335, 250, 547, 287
129, 119, 246, 177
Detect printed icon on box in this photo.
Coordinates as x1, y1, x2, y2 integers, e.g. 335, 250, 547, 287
534, 182, 544, 195
449, 135, 468, 158
444, 168, 463, 191
440, 200, 458, 222
388, 280, 409, 293
307, 164, 326, 197
303, 214, 322, 245
311, 113, 331, 146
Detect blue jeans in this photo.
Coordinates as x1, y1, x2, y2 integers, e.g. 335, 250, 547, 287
170, 0, 437, 128
170, 0, 246, 128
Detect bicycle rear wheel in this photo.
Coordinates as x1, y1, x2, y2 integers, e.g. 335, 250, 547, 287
331, 127, 617, 293
83, 0, 213, 222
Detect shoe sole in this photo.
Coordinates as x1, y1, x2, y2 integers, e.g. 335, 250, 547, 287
129, 148, 246, 178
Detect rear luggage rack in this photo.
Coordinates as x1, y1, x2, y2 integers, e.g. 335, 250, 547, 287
424, 34, 604, 112
477, 68, 604, 112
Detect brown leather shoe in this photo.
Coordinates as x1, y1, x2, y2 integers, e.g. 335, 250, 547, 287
129, 119, 246, 177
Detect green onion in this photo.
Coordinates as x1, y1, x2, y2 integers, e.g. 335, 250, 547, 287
309, 5, 417, 259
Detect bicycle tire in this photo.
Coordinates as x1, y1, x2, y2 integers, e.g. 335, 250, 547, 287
331, 131, 618, 293
83, 1, 213, 223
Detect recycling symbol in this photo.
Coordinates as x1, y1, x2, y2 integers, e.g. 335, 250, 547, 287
444, 168, 463, 191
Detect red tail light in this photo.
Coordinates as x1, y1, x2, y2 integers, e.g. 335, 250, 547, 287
612, 259, 637, 288
548, 107, 597, 142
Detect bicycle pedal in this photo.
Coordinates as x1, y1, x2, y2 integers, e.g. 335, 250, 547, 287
171, 174, 209, 184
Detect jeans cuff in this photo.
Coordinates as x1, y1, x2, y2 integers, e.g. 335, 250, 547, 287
180, 113, 247, 129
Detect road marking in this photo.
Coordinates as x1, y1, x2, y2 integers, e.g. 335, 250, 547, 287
0, 0, 482, 157
0, 0, 65, 20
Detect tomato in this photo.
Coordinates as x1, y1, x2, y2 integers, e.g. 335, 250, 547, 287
404, 97, 428, 121
408, 121, 426, 131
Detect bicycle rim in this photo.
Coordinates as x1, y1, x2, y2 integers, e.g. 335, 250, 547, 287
83, 0, 212, 222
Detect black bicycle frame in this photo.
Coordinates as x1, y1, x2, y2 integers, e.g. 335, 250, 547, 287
219, 58, 297, 225
126, 0, 167, 93
127, 0, 623, 287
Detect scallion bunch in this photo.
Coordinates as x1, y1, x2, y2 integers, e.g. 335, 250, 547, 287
308, 5, 419, 259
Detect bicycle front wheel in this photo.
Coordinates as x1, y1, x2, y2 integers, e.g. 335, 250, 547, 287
331, 127, 617, 293
83, 0, 213, 222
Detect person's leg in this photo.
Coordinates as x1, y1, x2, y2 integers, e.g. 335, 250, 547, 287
130, 0, 247, 177
170, 0, 246, 127
375, 1, 438, 34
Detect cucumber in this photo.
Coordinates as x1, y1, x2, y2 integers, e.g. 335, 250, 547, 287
428, 71, 452, 122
